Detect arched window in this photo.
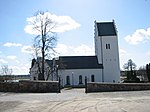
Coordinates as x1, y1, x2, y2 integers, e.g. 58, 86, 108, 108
66, 76, 70, 85
91, 75, 95, 82
79, 75, 83, 84
33, 76, 36, 80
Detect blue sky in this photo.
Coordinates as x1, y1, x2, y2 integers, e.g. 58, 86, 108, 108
0, 0, 150, 74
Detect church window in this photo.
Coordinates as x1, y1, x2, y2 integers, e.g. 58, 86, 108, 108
66, 76, 70, 85
91, 75, 95, 82
33, 77, 36, 80
79, 75, 83, 84
106, 44, 110, 49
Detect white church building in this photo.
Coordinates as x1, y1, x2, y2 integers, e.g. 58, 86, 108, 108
30, 20, 120, 87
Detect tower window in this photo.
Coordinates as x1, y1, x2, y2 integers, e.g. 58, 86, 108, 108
106, 44, 110, 49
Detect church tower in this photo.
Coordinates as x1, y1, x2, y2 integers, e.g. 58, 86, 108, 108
94, 20, 120, 83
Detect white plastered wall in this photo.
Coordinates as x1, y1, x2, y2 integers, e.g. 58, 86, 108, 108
58, 69, 102, 86
101, 36, 120, 83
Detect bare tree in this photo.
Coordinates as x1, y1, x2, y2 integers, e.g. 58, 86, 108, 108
1, 65, 13, 75
1, 65, 13, 82
137, 66, 147, 81
31, 11, 57, 80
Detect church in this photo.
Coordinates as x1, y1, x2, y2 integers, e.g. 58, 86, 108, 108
30, 20, 120, 87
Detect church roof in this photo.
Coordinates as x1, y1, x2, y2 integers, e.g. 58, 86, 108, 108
32, 56, 103, 70
59, 56, 103, 69
96, 22, 117, 36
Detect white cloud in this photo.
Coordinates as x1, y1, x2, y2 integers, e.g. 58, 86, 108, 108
0, 59, 8, 64
55, 43, 94, 56
55, 43, 71, 55
10, 66, 26, 75
124, 28, 150, 45
21, 44, 92, 56
15, 60, 20, 64
6, 56, 20, 63
3, 42, 22, 47
74, 44, 94, 56
7, 56, 17, 60
118, 48, 129, 70
24, 12, 80, 35
146, 51, 150, 56
21, 45, 34, 54
119, 48, 129, 58
10, 63, 30, 75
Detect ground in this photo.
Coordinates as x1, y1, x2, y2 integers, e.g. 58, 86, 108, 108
0, 89, 150, 112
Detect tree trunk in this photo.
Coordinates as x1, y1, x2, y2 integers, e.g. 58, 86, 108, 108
39, 19, 45, 80
40, 28, 45, 80
41, 48, 45, 80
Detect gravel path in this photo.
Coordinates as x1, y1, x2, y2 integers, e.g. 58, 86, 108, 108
0, 89, 150, 112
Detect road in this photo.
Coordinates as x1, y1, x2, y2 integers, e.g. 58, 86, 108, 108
0, 89, 150, 112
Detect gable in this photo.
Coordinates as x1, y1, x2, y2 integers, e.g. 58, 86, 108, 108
46, 60, 53, 68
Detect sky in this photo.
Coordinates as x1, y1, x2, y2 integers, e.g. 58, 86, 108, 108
0, 0, 150, 75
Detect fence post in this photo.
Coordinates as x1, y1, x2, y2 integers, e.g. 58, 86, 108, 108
85, 76, 87, 93
58, 77, 61, 93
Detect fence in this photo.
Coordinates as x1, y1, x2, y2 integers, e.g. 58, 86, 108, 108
86, 82, 150, 93
0, 80, 60, 93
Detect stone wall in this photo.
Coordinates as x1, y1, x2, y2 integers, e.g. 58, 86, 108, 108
0, 80, 59, 93
87, 82, 150, 92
